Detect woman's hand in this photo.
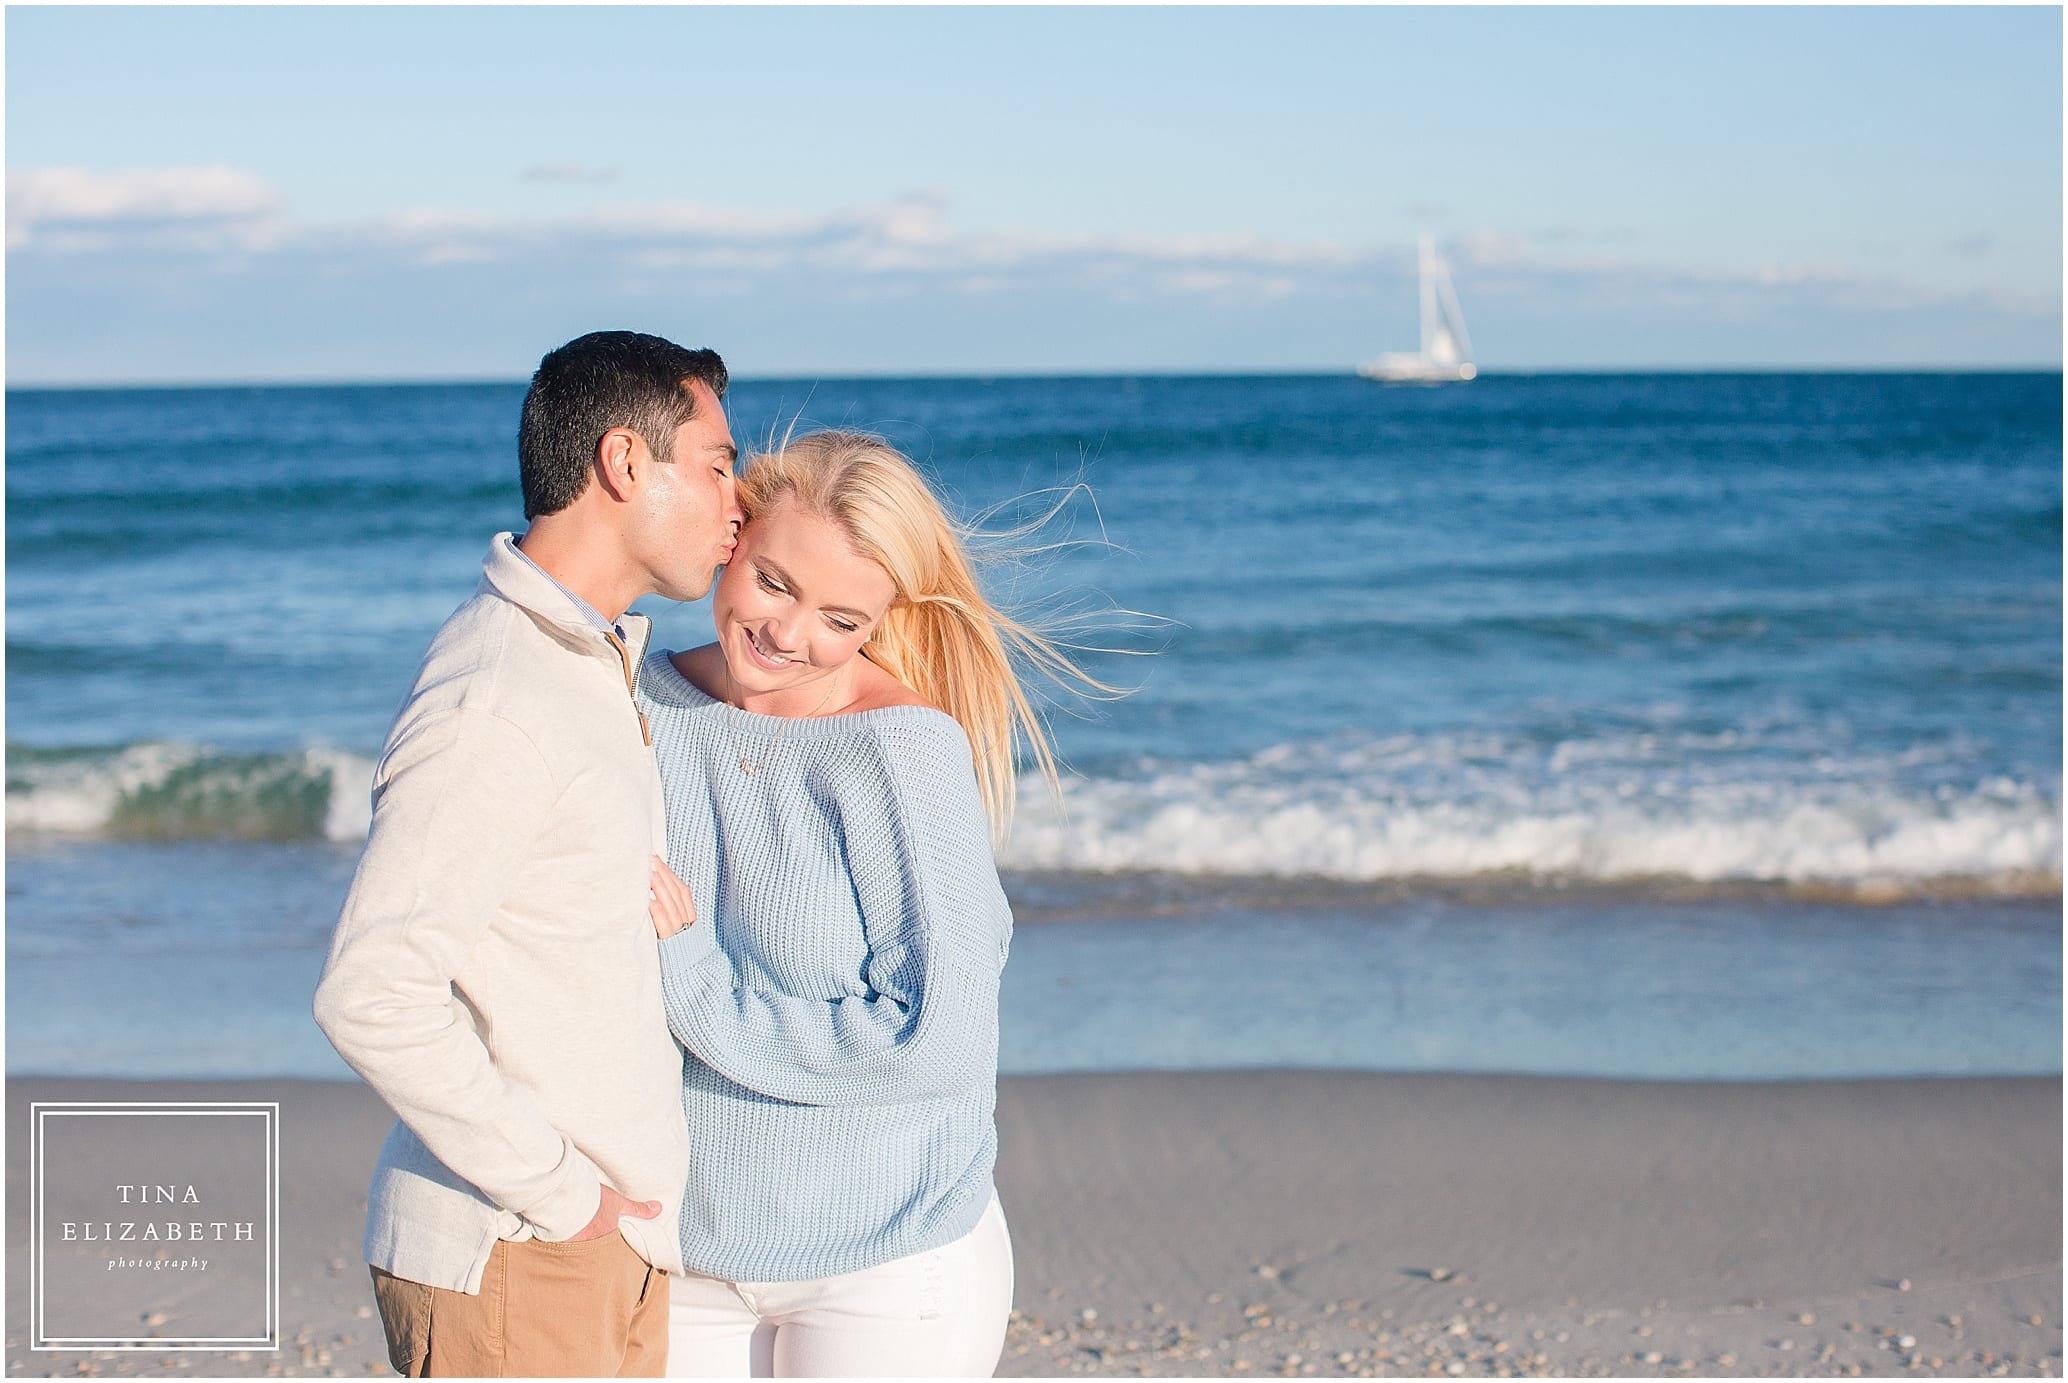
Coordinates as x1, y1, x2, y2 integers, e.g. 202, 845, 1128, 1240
650, 855, 697, 939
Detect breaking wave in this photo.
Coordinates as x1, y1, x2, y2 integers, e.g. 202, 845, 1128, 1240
9, 729, 2058, 896
1001, 729, 2060, 894
7, 742, 373, 842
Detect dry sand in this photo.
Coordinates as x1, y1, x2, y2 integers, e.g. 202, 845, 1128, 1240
5, 1073, 2058, 1379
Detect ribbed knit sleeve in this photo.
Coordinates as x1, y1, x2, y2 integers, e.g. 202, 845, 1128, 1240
657, 715, 1009, 1108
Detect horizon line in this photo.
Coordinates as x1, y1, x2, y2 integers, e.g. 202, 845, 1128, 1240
9, 364, 2064, 393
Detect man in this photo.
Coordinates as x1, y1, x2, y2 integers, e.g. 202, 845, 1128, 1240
314, 330, 742, 1377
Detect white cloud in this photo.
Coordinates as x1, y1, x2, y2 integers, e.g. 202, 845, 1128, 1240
7, 165, 2058, 377
8, 166, 280, 249
16, 165, 2012, 324
7, 167, 1377, 298
587, 202, 824, 242
1442, 229, 2055, 321
1453, 230, 1536, 265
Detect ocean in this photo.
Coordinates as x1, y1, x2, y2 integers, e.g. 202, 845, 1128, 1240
6, 372, 2061, 1080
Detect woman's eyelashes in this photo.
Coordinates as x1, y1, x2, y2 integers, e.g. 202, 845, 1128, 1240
757, 569, 859, 635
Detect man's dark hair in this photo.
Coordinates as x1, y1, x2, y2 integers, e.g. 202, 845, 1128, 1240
517, 331, 729, 519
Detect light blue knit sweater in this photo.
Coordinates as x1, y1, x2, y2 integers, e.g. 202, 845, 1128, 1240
640, 650, 1014, 1283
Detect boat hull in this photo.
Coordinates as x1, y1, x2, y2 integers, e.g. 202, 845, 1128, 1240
1357, 356, 1478, 383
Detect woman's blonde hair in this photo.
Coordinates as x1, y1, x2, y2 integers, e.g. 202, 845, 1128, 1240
738, 429, 1117, 838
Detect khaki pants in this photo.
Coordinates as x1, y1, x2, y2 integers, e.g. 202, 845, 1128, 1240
371, 1232, 668, 1377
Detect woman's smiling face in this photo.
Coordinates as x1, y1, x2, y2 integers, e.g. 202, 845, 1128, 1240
711, 495, 899, 700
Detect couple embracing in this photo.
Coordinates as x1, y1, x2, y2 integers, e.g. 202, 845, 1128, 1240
316, 330, 1087, 1377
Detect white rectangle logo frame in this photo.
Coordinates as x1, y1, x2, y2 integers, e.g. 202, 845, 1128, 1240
30, 1102, 281, 1352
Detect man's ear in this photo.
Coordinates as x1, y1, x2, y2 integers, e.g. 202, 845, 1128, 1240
593, 427, 645, 502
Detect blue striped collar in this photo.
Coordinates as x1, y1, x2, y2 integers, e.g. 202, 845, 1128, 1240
503, 532, 625, 642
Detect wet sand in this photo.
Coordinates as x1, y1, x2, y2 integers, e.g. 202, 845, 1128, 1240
5, 1073, 2059, 1378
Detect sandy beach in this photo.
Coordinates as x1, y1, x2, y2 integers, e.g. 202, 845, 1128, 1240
5, 1072, 2058, 1379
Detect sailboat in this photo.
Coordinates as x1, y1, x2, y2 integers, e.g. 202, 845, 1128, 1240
1358, 234, 1477, 383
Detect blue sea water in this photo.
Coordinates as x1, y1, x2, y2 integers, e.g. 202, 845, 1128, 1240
6, 373, 2061, 1079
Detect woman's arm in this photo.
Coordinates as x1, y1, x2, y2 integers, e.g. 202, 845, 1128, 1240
654, 717, 1011, 1107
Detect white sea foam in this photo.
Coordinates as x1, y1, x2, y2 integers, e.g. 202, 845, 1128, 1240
308, 746, 376, 841
1000, 731, 2062, 888
7, 742, 377, 842
9, 730, 2058, 889
6, 742, 205, 834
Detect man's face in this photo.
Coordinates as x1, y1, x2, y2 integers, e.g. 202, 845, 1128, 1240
629, 379, 742, 602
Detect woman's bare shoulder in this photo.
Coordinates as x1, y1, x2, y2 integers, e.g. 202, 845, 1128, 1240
848, 654, 940, 714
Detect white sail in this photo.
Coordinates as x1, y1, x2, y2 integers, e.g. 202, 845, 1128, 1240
1360, 234, 1477, 383
1427, 324, 1461, 365
1429, 240, 1474, 362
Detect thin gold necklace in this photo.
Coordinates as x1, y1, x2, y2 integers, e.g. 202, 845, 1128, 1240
722, 662, 841, 775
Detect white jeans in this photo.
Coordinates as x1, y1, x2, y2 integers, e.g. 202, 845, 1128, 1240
665, 1193, 1013, 1378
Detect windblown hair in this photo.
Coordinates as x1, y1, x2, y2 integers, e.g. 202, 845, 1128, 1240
739, 430, 1118, 838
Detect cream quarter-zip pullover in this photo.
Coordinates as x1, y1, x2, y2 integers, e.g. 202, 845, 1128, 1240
314, 532, 688, 1294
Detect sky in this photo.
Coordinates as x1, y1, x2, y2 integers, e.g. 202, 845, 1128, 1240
6, 5, 2063, 384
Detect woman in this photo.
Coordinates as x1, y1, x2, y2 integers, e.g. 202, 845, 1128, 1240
640, 430, 1105, 1377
